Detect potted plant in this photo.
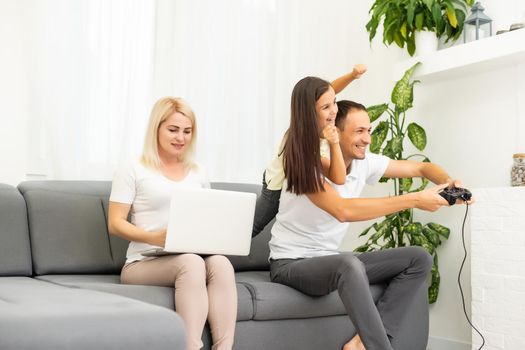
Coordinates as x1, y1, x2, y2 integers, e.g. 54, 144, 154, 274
355, 62, 449, 303
366, 0, 475, 56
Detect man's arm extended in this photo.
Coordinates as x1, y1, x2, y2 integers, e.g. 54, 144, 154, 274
307, 181, 449, 223
383, 160, 455, 185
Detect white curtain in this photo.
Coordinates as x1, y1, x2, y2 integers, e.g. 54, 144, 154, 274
24, 0, 358, 183
27, 0, 156, 180
153, 0, 359, 184
153, 0, 279, 184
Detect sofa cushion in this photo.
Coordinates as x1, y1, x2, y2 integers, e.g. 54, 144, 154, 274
211, 182, 271, 271
235, 271, 386, 320
19, 181, 271, 275
0, 184, 32, 276
36, 274, 255, 321
0, 277, 185, 350
18, 181, 125, 275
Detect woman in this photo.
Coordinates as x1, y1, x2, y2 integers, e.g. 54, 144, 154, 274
108, 97, 237, 350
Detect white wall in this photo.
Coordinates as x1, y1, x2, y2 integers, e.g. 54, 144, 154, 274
0, 1, 30, 186
341, 2, 525, 346
417, 63, 525, 347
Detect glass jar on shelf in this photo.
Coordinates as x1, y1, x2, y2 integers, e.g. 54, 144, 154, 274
511, 153, 525, 186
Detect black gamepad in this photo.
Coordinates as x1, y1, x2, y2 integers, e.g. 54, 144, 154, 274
439, 186, 472, 205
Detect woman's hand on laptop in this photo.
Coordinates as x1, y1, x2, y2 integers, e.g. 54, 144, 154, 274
148, 228, 167, 248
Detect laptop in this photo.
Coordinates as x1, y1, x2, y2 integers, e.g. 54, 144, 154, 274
142, 187, 256, 257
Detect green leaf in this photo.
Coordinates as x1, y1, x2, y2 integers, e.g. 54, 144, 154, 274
428, 262, 440, 303
393, 30, 404, 48
431, 3, 442, 29
366, 17, 379, 42
407, 122, 427, 150
370, 121, 389, 154
449, 9, 466, 42
400, 177, 413, 192
400, 22, 408, 39
404, 222, 423, 235
391, 136, 404, 155
385, 239, 396, 248
407, 0, 416, 28
422, 0, 433, 11
391, 62, 421, 111
372, 220, 393, 243
410, 233, 422, 246
375, 218, 392, 230
367, 104, 389, 123
407, 31, 416, 56
423, 226, 441, 246
399, 209, 411, 223
445, 0, 458, 28
415, 12, 424, 31
427, 222, 451, 239
355, 244, 371, 253
354, 244, 370, 253
419, 235, 435, 254
382, 139, 396, 159
378, 176, 390, 183
359, 226, 373, 237
451, 0, 468, 12
384, 14, 400, 45
366, 0, 391, 42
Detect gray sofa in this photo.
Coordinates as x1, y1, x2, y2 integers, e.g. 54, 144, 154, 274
0, 181, 430, 350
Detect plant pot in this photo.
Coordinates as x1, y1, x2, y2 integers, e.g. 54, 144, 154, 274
415, 31, 438, 56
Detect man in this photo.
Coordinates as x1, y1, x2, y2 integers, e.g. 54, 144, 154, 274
268, 100, 468, 350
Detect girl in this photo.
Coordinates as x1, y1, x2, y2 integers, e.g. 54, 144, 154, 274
252, 64, 366, 236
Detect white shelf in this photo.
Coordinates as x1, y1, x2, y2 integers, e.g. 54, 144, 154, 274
395, 28, 525, 83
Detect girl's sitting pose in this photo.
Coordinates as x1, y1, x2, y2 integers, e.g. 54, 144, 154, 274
252, 64, 367, 237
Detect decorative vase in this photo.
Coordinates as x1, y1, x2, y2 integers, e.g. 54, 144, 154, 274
415, 30, 438, 56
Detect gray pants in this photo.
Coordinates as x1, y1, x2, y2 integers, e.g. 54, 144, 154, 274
270, 246, 432, 350
252, 171, 281, 237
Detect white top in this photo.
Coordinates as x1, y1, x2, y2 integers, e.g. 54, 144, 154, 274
265, 137, 330, 191
269, 153, 390, 260
110, 161, 209, 263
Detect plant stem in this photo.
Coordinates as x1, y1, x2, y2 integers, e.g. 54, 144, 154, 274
406, 153, 427, 160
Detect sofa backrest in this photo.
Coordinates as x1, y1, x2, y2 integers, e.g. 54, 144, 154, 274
17, 180, 271, 275
18, 181, 128, 275
0, 184, 32, 276
211, 182, 271, 271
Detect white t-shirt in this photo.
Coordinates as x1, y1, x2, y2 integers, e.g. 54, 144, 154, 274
269, 153, 390, 260
110, 161, 209, 263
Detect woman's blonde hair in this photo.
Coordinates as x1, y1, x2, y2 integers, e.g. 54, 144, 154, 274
140, 97, 197, 171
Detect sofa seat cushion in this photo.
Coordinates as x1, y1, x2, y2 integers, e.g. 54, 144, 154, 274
235, 271, 386, 321
37, 274, 255, 321
0, 277, 185, 350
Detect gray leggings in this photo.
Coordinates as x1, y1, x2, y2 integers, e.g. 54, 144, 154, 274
251, 171, 281, 237
270, 247, 432, 350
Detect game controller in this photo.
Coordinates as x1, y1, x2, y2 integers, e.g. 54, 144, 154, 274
439, 186, 472, 205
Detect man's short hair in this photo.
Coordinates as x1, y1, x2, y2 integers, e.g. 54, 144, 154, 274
335, 100, 367, 130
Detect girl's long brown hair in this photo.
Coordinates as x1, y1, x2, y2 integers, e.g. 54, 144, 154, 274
283, 76, 330, 195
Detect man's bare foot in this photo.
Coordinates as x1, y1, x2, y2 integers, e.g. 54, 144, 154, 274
342, 334, 366, 350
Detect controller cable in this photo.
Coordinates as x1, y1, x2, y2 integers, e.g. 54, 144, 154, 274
458, 201, 485, 349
